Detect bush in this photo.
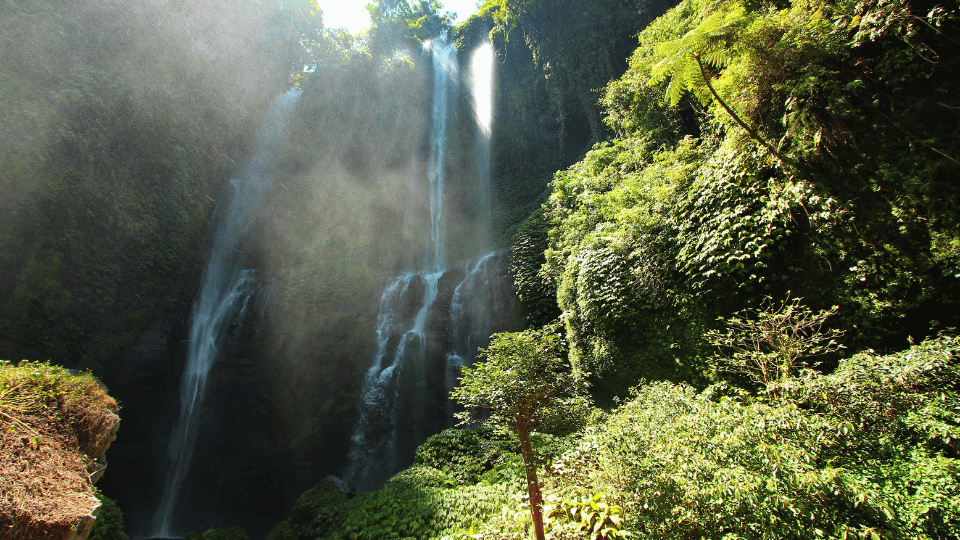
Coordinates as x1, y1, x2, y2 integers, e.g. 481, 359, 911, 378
88, 493, 128, 540
186, 527, 248, 540
300, 467, 515, 540
414, 427, 517, 486
546, 335, 960, 539
266, 478, 348, 540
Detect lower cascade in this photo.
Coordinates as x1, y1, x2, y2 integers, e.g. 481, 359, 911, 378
342, 250, 513, 492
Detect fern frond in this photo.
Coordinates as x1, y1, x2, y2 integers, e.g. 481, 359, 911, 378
648, 55, 675, 86
665, 74, 686, 106
656, 38, 684, 57
702, 50, 732, 68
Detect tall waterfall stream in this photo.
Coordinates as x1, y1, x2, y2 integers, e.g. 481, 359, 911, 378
150, 33, 503, 534
341, 34, 506, 492
153, 90, 301, 538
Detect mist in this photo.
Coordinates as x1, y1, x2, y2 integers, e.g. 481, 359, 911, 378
2, 0, 505, 535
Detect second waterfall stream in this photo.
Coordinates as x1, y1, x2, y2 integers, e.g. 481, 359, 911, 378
153, 89, 301, 537
341, 34, 510, 492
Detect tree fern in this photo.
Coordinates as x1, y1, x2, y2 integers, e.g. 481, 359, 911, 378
647, 2, 793, 168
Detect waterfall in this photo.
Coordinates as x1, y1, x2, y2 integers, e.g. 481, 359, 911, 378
444, 251, 510, 418
341, 253, 512, 492
340, 270, 441, 491
340, 35, 510, 492
152, 89, 300, 538
426, 33, 456, 270
340, 33, 459, 493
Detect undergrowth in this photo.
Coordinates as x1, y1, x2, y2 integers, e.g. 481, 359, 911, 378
269, 335, 960, 540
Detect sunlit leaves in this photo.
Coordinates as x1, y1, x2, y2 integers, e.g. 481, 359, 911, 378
365, 0, 455, 54
705, 294, 844, 393
648, 3, 750, 107
452, 324, 586, 431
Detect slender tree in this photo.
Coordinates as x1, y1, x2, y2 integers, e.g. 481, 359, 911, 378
451, 324, 586, 540
705, 295, 844, 397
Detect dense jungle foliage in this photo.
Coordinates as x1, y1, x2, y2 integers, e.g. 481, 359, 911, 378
270, 0, 960, 538
535, 0, 960, 402
3, 0, 959, 535
270, 335, 960, 539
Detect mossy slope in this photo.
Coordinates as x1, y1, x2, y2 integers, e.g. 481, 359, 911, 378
0, 361, 120, 540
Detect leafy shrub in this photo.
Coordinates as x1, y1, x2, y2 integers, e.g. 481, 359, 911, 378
88, 493, 128, 540
541, 490, 627, 540
705, 295, 843, 393
551, 336, 960, 539
266, 478, 348, 540
186, 527, 248, 540
414, 427, 517, 486
789, 335, 960, 538
301, 466, 515, 540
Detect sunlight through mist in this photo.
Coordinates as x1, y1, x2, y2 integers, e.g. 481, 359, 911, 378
470, 41, 494, 137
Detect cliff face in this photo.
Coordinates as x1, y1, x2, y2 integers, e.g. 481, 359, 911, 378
0, 362, 120, 540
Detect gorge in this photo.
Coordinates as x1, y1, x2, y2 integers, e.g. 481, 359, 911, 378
104, 29, 514, 538
5, 0, 958, 538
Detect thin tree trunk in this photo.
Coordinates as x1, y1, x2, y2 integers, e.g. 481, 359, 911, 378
517, 418, 545, 540
694, 54, 793, 169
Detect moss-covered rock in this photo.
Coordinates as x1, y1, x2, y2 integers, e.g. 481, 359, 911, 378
0, 361, 120, 540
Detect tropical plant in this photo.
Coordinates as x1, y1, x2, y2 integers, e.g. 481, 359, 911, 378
647, 1, 792, 167
366, 0, 455, 54
451, 324, 588, 540
414, 426, 518, 486
705, 294, 844, 393
87, 493, 128, 540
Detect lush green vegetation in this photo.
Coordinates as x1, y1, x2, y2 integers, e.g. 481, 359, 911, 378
88, 493, 129, 540
545, 0, 960, 401
453, 325, 589, 540
271, 0, 960, 538
4, 0, 959, 536
269, 333, 960, 540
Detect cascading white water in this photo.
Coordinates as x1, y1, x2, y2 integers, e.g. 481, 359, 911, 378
340, 270, 441, 491
426, 34, 457, 270
341, 34, 457, 492
444, 251, 507, 418
340, 34, 507, 493
342, 253, 511, 492
152, 89, 300, 538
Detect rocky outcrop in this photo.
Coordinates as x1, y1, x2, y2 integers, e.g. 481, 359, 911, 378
0, 363, 120, 540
